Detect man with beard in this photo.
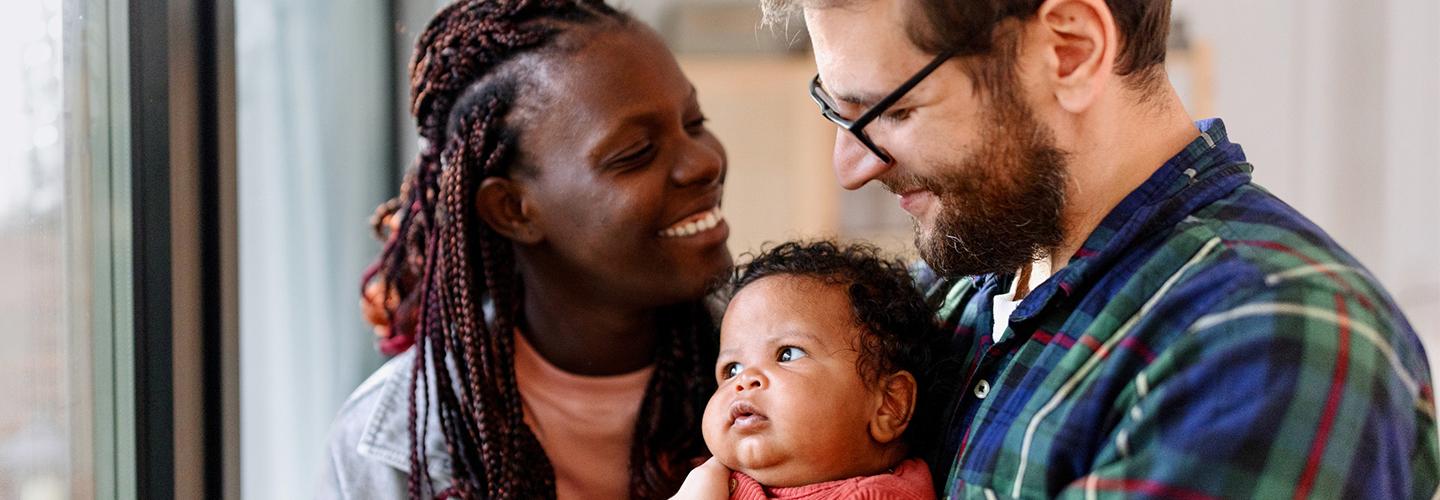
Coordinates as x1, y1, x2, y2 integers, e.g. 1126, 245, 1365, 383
765, 0, 1439, 498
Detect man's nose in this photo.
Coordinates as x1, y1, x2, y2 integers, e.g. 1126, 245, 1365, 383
832, 129, 891, 190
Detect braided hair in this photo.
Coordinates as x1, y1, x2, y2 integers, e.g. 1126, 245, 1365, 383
359, 1, 719, 498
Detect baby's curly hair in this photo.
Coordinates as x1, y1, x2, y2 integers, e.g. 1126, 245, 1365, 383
731, 240, 944, 396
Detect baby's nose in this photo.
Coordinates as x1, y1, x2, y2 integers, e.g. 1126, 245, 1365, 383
734, 370, 766, 391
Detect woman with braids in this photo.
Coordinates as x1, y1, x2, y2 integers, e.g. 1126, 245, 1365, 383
319, 1, 732, 498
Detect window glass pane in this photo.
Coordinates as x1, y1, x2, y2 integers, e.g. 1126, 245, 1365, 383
0, 0, 96, 498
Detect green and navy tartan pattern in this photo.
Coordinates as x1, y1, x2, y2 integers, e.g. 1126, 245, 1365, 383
919, 119, 1439, 499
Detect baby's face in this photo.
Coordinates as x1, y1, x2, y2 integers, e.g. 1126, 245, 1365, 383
702, 275, 888, 487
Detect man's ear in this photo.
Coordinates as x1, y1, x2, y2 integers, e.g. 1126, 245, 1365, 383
1033, 0, 1117, 113
476, 177, 542, 244
869, 371, 918, 444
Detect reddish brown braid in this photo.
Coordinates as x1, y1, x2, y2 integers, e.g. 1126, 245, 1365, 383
359, 1, 719, 498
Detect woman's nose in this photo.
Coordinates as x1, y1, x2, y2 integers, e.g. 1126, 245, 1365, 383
671, 138, 725, 188
832, 129, 891, 190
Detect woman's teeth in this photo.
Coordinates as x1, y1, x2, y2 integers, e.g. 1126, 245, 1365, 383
659, 207, 724, 238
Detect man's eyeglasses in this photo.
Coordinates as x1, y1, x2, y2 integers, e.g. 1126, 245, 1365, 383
808, 48, 958, 165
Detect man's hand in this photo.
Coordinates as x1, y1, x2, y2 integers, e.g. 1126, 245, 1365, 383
670, 457, 731, 500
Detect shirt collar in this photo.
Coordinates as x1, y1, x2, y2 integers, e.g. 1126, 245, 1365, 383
1009, 118, 1252, 322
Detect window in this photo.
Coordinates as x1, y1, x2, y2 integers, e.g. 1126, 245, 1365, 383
0, 0, 95, 498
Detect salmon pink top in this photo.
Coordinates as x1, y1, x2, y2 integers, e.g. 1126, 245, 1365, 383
513, 332, 655, 500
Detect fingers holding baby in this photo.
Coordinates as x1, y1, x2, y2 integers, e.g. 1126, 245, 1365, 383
677, 241, 943, 500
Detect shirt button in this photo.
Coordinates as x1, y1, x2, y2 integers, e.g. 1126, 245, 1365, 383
974, 379, 991, 399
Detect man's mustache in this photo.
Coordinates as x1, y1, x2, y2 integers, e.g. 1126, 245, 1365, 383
879, 171, 931, 196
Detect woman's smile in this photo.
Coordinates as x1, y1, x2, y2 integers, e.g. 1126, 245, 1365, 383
659, 206, 726, 238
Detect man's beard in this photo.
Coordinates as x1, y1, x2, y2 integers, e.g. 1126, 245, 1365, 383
901, 93, 1068, 278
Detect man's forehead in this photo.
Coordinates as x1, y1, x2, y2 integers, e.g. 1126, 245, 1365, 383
803, 1, 928, 99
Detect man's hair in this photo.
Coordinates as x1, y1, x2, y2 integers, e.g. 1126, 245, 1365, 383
764, 0, 1172, 94
731, 240, 942, 395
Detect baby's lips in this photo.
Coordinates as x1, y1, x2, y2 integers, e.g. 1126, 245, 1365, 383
728, 399, 766, 423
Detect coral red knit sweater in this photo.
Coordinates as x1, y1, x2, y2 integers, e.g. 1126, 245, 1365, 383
728, 458, 934, 500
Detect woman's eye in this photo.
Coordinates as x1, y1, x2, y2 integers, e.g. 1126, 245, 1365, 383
777, 346, 807, 363
721, 362, 742, 380
612, 143, 655, 169
684, 116, 709, 134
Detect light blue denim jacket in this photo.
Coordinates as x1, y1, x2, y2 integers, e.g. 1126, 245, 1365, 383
317, 349, 453, 499
317, 296, 726, 499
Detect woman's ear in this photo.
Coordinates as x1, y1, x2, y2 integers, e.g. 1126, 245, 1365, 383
869, 370, 918, 444
476, 177, 542, 244
1033, 0, 1117, 113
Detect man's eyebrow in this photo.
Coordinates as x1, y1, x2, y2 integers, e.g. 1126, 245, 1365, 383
835, 90, 889, 108
820, 77, 888, 108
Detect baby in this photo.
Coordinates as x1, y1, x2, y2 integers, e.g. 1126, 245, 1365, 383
675, 241, 944, 500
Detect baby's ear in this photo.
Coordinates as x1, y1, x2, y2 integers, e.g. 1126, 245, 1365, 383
869, 370, 918, 444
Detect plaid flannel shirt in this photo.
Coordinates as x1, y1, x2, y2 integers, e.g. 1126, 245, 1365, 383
921, 119, 1439, 499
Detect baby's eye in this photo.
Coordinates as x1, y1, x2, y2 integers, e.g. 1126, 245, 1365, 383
720, 362, 743, 380
777, 346, 807, 363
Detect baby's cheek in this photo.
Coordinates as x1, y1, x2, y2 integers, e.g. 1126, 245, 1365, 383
700, 395, 729, 461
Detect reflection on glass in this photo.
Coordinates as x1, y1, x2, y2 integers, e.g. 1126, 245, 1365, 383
0, 0, 92, 498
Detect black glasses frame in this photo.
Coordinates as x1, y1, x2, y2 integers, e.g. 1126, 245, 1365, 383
808, 48, 958, 164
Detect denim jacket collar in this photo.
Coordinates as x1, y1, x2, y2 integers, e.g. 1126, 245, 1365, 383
357, 348, 455, 482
